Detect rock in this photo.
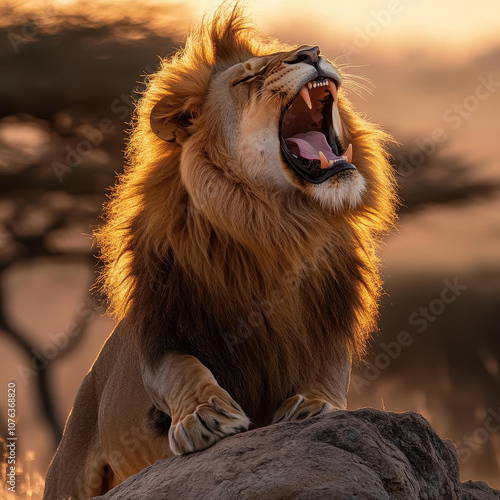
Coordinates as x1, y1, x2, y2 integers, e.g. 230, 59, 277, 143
96, 408, 500, 500
462, 481, 500, 500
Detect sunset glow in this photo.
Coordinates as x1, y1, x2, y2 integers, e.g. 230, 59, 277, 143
17, 0, 500, 61
2, 0, 499, 494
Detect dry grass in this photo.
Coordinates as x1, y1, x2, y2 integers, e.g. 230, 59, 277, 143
1, 442, 45, 500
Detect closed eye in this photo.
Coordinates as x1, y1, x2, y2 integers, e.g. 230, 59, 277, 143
284, 53, 312, 65
232, 74, 258, 86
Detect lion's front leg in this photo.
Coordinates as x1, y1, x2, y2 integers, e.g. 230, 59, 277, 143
141, 351, 250, 455
271, 394, 338, 424
271, 351, 351, 424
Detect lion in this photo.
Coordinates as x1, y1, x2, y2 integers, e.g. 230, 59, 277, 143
43, 5, 396, 499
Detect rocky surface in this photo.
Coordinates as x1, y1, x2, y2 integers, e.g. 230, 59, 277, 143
96, 408, 500, 500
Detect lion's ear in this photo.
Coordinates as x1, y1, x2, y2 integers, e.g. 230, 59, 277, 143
150, 99, 193, 145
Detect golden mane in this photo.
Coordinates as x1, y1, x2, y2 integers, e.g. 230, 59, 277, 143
96, 4, 397, 420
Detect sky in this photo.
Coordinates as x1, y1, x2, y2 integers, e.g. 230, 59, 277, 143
49, 0, 500, 62
186, 0, 499, 62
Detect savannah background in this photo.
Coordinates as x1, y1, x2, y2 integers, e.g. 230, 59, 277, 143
0, 0, 499, 497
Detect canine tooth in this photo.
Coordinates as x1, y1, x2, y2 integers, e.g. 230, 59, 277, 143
299, 85, 312, 109
307, 82, 312, 90
327, 79, 337, 102
345, 143, 353, 163
319, 151, 330, 169
331, 100, 343, 142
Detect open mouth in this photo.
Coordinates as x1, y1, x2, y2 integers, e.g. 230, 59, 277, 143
279, 78, 356, 184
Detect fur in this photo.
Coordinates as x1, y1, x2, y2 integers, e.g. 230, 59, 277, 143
96, 4, 397, 425
44, 6, 398, 498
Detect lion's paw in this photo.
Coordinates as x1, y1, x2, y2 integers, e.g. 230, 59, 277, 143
271, 394, 336, 424
169, 395, 250, 455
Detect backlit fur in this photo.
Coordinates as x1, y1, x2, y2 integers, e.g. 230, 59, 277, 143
96, 5, 397, 425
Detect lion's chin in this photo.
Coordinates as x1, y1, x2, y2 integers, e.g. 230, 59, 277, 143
307, 170, 366, 212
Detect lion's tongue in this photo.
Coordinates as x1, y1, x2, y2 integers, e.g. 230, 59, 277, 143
285, 131, 339, 162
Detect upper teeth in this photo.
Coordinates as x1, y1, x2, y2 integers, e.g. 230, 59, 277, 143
300, 79, 337, 108
307, 80, 329, 89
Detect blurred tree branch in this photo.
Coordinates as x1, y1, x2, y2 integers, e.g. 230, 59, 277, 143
390, 144, 500, 214
0, 181, 103, 444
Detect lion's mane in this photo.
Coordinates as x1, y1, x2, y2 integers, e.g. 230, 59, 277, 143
96, 5, 397, 423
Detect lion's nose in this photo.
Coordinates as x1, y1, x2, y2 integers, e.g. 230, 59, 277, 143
285, 46, 320, 66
